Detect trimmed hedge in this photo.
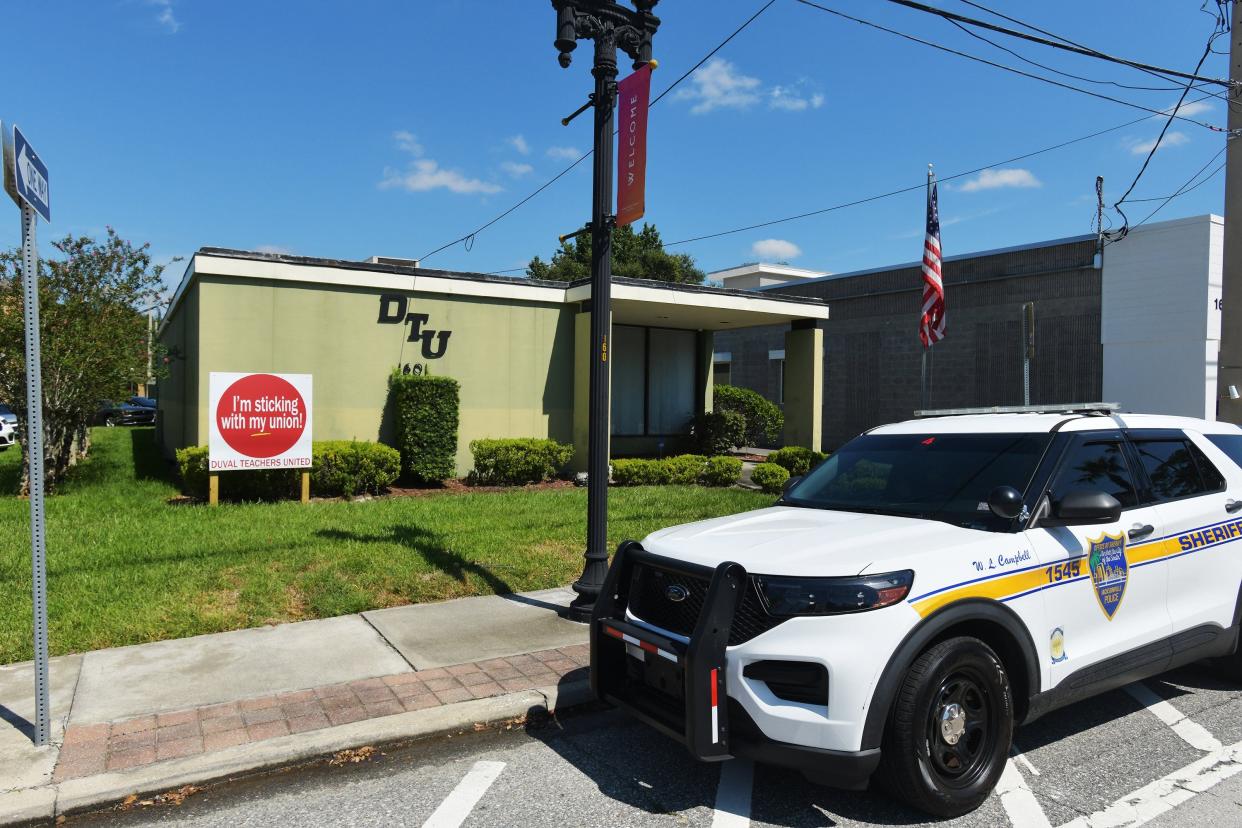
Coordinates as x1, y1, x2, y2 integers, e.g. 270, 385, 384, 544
751, 461, 790, 495
701, 456, 743, 487
389, 373, 460, 484
313, 440, 401, 497
769, 446, 828, 477
694, 409, 746, 455
468, 438, 574, 485
610, 454, 740, 487
175, 440, 400, 501
715, 385, 783, 447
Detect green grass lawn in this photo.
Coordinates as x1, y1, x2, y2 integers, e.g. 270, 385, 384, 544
0, 428, 771, 664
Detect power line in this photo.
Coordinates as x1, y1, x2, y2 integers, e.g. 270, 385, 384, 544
1124, 145, 1227, 202
794, 0, 1226, 130
417, 0, 777, 264
876, 0, 1232, 87
1109, 18, 1227, 237
662, 95, 1220, 249
944, 15, 1224, 98
1113, 150, 1227, 237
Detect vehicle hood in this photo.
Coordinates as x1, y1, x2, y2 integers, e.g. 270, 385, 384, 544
641, 506, 992, 577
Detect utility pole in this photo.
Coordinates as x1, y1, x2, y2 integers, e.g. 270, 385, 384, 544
551, 1, 659, 622
1217, 0, 1242, 422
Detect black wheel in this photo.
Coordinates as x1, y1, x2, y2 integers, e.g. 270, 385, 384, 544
105, 417, 118, 427
878, 636, 1013, 818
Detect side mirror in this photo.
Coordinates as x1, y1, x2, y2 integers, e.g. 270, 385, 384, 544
1047, 490, 1122, 526
782, 475, 803, 495
987, 485, 1025, 520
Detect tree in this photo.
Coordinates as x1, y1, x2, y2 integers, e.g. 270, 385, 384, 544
0, 229, 169, 493
526, 222, 706, 284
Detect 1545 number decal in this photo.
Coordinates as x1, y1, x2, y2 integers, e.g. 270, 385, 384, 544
1045, 559, 1083, 583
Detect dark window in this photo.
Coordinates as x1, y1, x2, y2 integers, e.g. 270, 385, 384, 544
1134, 441, 1204, 502
1208, 434, 1242, 471
784, 433, 1051, 532
1049, 439, 1138, 509
1188, 442, 1226, 491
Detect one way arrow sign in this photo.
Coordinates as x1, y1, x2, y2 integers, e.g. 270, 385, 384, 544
4, 124, 50, 222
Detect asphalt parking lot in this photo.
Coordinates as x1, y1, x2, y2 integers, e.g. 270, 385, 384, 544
69, 662, 1242, 827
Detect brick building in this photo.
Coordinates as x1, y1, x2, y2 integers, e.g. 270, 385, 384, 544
714, 214, 1223, 450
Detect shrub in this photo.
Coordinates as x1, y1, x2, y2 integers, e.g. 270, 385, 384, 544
611, 458, 671, 486
769, 446, 828, 477
176, 441, 401, 500
313, 441, 401, 497
701, 456, 742, 487
176, 445, 297, 501
694, 409, 746, 455
715, 385, 783, 447
751, 462, 790, 495
389, 372, 460, 483
665, 454, 707, 485
469, 438, 574, 485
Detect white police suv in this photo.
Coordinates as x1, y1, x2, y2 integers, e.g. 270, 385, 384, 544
590, 406, 1242, 817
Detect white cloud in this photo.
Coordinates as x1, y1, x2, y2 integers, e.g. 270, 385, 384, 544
394, 130, 423, 155
956, 168, 1042, 192
381, 132, 500, 195
751, 239, 802, 261
1128, 130, 1190, 156
1164, 100, 1212, 118
255, 245, 294, 255
675, 58, 763, 114
148, 0, 181, 33
769, 86, 825, 112
380, 160, 501, 195
506, 135, 531, 155
500, 161, 533, 178
546, 146, 583, 161
675, 59, 824, 115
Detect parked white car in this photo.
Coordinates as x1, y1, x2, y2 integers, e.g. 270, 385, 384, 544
591, 406, 1242, 817
0, 417, 14, 451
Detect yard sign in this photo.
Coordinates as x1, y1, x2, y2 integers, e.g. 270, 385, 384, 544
208, 372, 312, 471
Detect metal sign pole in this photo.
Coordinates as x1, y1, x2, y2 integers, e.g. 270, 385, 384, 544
19, 203, 50, 746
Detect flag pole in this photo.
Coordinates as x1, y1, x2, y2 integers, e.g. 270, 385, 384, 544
921, 163, 933, 411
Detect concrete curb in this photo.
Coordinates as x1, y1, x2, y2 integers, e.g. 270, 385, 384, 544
0, 680, 593, 825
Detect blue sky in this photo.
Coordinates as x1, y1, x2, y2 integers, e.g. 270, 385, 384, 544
1, 1, 1230, 290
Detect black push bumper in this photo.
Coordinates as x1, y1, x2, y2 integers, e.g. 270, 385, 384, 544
590, 541, 882, 788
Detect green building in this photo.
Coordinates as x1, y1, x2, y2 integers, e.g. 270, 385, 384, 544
157, 248, 828, 474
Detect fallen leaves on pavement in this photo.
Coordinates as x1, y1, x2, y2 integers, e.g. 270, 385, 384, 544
329, 746, 378, 766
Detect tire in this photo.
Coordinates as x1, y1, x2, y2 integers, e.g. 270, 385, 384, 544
105, 417, 117, 427
1215, 649, 1242, 683
877, 636, 1014, 818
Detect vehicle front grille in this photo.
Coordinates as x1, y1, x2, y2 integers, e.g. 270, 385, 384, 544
627, 562, 785, 646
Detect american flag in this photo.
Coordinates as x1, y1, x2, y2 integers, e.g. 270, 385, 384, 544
920, 177, 946, 347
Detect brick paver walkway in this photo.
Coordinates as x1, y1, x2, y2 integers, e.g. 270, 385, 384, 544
53, 644, 590, 782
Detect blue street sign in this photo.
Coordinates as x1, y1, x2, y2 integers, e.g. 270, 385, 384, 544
5, 125, 50, 222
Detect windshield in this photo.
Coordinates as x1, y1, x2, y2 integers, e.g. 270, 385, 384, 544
783, 432, 1051, 532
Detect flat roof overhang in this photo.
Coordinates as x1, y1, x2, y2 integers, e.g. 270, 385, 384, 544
160, 249, 828, 335
564, 279, 828, 330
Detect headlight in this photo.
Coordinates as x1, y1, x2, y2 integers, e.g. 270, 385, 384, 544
753, 570, 914, 616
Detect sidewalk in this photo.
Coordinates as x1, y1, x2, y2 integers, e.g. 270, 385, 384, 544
0, 588, 591, 825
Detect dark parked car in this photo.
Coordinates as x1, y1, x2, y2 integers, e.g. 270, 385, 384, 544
127, 396, 157, 409
95, 401, 156, 427
0, 404, 15, 427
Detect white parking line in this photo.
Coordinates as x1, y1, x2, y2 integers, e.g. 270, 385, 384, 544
996, 758, 1053, 828
1061, 740, 1242, 828
711, 758, 754, 828
423, 760, 507, 828
1011, 743, 1041, 776
1124, 682, 1223, 752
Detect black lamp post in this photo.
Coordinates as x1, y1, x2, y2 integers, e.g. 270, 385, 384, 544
553, 0, 660, 622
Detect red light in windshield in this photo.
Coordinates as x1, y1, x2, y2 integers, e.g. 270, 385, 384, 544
921, 437, 935, 446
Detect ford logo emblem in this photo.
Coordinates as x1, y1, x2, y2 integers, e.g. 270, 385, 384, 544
665, 584, 689, 602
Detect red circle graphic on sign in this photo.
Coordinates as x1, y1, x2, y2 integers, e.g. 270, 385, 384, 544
215, 374, 307, 458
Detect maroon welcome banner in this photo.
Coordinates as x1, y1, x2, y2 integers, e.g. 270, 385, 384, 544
617, 61, 654, 227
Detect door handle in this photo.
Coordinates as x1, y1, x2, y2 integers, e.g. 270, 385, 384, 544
1128, 524, 1155, 541
1227, 500, 1242, 514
